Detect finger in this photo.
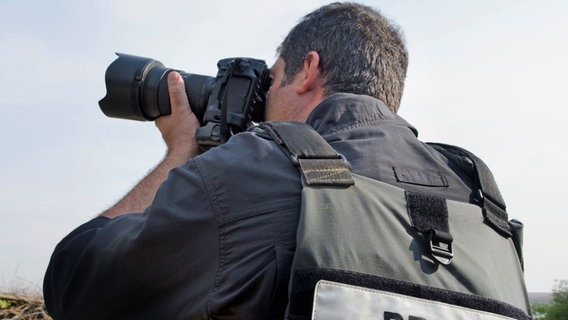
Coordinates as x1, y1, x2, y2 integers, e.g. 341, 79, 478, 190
167, 71, 190, 114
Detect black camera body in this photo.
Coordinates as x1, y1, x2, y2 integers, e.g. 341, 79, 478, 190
99, 53, 270, 149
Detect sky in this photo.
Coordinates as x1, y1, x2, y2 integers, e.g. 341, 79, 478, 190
1, 0, 567, 294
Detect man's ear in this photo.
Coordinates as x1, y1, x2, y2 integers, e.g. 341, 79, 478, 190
296, 51, 322, 94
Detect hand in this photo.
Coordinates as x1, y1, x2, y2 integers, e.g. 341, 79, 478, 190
155, 71, 201, 161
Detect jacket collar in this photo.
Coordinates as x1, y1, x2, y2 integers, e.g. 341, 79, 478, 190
305, 93, 418, 137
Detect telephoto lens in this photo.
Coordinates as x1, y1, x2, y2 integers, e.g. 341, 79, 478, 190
99, 53, 214, 121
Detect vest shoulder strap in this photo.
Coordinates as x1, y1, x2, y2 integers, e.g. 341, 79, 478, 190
427, 143, 512, 237
257, 121, 354, 187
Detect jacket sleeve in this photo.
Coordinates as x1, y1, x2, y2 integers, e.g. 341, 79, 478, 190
42, 160, 220, 320
43, 216, 110, 317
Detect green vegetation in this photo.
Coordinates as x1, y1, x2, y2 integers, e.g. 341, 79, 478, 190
532, 280, 568, 320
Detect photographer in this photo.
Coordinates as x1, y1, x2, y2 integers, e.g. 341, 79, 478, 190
44, 3, 492, 319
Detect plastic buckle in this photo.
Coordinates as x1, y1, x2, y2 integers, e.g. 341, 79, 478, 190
291, 153, 348, 167
428, 229, 453, 265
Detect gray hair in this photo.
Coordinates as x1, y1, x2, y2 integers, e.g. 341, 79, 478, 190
277, 2, 408, 113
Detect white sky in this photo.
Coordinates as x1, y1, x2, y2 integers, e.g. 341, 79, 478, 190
1, 0, 567, 294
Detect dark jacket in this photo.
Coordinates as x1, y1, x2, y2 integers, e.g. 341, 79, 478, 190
44, 93, 473, 319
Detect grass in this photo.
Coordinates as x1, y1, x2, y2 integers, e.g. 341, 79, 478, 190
0, 292, 52, 320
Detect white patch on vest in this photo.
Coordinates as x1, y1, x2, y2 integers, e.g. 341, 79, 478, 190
311, 280, 515, 320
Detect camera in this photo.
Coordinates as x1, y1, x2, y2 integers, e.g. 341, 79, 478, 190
99, 53, 270, 149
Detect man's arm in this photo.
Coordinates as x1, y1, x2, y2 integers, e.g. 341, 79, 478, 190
100, 71, 201, 219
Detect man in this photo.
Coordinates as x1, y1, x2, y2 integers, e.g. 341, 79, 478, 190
44, 3, 480, 319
